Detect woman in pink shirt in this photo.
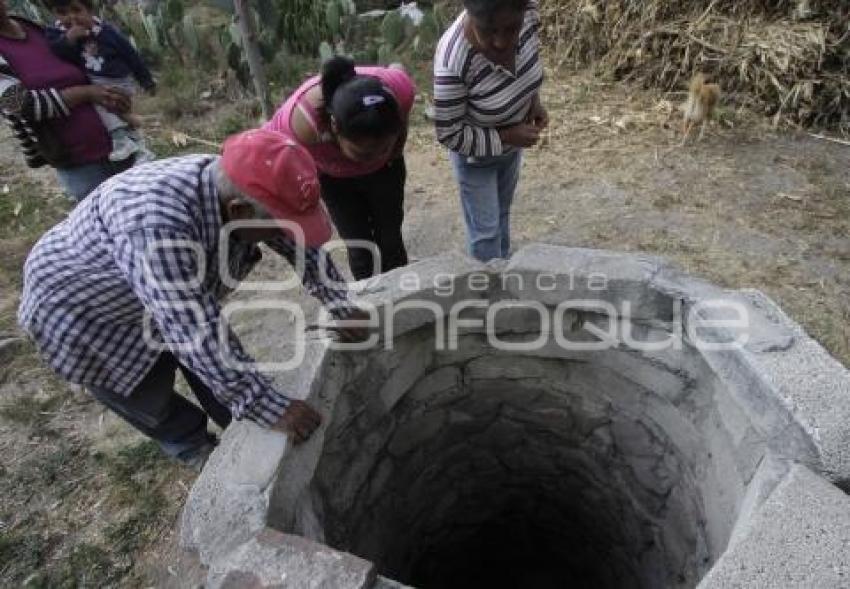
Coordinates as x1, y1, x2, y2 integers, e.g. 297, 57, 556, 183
265, 56, 415, 280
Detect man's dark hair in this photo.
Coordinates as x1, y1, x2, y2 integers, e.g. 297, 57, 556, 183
44, 0, 94, 12
463, 0, 530, 20
321, 56, 403, 140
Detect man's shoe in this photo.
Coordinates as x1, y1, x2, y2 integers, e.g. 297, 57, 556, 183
176, 435, 218, 473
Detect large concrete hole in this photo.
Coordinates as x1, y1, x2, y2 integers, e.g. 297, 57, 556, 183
184, 249, 850, 588
296, 312, 762, 589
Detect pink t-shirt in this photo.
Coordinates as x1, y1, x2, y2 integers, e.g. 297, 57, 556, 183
265, 66, 416, 178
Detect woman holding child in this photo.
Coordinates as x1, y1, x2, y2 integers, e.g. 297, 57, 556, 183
0, 0, 147, 201
266, 56, 415, 280
434, 0, 547, 262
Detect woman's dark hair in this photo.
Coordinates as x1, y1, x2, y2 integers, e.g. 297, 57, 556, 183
321, 56, 402, 140
463, 0, 529, 20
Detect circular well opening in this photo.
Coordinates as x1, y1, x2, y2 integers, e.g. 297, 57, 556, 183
305, 327, 729, 589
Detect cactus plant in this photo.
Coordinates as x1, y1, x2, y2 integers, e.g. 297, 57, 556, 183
381, 10, 405, 49
228, 20, 243, 48
165, 0, 184, 24
91, 0, 457, 109
377, 42, 398, 65
326, 1, 342, 38
319, 41, 334, 61
141, 11, 164, 51
182, 13, 201, 60
7, 0, 43, 20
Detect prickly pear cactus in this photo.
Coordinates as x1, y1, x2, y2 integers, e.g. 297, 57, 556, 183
381, 10, 405, 48
182, 13, 201, 59
7, 0, 43, 20
326, 1, 342, 38
141, 11, 164, 51
165, 0, 184, 24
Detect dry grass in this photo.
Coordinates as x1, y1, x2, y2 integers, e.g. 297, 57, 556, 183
407, 66, 849, 366
0, 161, 196, 586
545, 70, 850, 364
0, 389, 194, 586
541, 0, 850, 134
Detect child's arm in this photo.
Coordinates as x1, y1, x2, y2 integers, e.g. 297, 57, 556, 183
102, 24, 156, 93
45, 25, 85, 64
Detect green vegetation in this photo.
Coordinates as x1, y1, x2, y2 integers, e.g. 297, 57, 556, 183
108, 0, 453, 98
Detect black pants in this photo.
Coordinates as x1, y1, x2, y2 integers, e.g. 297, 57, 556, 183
320, 157, 409, 280
88, 353, 231, 459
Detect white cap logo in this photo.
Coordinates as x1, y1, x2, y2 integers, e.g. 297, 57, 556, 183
363, 95, 386, 107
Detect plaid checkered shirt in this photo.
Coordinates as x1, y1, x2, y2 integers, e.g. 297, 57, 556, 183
18, 155, 353, 427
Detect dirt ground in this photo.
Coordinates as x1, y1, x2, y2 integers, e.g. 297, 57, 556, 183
0, 70, 847, 585
402, 73, 849, 365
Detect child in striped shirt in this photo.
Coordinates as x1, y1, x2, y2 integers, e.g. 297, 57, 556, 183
434, 0, 547, 262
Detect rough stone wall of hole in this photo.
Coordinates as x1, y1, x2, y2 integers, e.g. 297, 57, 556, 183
307, 328, 747, 589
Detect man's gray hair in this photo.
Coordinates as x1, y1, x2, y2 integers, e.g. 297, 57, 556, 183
212, 158, 272, 219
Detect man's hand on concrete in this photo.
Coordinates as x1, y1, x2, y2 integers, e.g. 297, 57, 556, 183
327, 307, 374, 344
273, 400, 322, 444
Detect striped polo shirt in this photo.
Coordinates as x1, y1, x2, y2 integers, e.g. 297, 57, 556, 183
433, 0, 543, 158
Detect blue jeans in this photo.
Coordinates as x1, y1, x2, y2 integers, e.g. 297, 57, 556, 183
55, 159, 131, 202
450, 150, 523, 262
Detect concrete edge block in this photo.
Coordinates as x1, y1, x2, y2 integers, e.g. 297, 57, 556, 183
180, 340, 332, 564
733, 289, 850, 487
726, 452, 790, 548
697, 464, 850, 589
180, 422, 287, 565
504, 244, 675, 320
207, 528, 376, 589
266, 351, 365, 535
354, 253, 488, 340
647, 271, 844, 484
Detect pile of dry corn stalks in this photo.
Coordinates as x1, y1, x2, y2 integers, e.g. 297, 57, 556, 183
541, 0, 850, 133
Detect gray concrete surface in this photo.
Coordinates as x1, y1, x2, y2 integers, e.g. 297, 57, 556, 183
181, 245, 850, 588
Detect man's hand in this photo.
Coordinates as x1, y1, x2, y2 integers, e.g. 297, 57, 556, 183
66, 25, 89, 42
272, 400, 322, 444
498, 123, 541, 148
327, 307, 374, 344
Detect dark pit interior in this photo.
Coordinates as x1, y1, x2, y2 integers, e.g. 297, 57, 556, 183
296, 327, 753, 589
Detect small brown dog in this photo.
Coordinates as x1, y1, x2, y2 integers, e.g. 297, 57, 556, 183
682, 73, 721, 144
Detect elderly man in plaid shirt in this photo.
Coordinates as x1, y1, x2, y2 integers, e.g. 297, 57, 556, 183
19, 130, 364, 468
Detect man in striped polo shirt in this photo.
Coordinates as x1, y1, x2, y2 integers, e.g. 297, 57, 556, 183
18, 130, 363, 469
434, 0, 548, 262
